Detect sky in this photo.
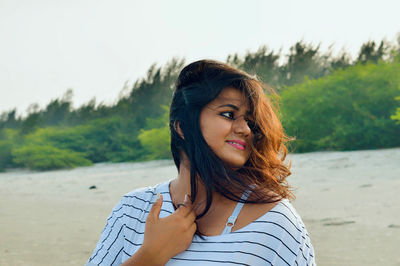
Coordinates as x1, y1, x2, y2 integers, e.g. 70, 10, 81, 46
0, 0, 399, 116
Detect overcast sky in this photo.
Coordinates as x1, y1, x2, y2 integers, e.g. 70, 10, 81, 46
1, 0, 399, 116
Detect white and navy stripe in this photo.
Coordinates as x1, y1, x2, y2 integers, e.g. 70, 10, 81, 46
86, 181, 316, 265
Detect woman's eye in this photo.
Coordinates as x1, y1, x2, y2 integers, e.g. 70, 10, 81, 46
220, 112, 234, 119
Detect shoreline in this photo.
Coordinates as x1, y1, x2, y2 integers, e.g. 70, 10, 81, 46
2, 147, 399, 174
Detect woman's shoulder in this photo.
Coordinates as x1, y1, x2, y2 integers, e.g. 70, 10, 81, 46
240, 200, 311, 248
255, 199, 316, 263
256, 199, 309, 237
116, 180, 173, 219
121, 180, 171, 202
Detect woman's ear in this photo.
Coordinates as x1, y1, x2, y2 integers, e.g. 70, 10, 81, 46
174, 121, 185, 140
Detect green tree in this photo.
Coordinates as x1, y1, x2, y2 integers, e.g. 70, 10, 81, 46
357, 40, 388, 64
41, 89, 73, 126
0, 109, 20, 130
20, 104, 41, 135
281, 41, 331, 87
114, 58, 183, 133
227, 46, 282, 88
281, 58, 400, 152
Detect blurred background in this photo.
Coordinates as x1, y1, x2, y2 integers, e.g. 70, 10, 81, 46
0, 0, 399, 265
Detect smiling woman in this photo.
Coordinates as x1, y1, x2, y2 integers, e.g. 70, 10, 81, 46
86, 60, 316, 265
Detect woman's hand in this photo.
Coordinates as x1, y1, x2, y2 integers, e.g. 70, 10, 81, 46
122, 193, 196, 266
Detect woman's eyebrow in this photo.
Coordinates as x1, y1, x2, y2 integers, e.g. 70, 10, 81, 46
216, 104, 239, 110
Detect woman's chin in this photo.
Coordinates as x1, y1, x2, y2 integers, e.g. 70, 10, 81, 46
223, 160, 247, 170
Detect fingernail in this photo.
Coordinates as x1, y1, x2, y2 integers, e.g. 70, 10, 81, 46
156, 193, 161, 201
184, 194, 190, 202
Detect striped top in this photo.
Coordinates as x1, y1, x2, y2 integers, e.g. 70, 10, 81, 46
86, 181, 316, 266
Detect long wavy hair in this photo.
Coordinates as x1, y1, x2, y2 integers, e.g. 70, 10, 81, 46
169, 59, 293, 221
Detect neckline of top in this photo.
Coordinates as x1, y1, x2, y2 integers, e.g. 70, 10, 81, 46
158, 179, 287, 239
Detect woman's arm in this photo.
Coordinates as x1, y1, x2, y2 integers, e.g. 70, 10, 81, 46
121, 194, 196, 266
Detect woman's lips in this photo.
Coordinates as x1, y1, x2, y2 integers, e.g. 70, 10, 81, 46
226, 140, 246, 150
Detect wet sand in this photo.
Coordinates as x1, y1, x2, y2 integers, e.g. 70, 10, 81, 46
0, 148, 399, 265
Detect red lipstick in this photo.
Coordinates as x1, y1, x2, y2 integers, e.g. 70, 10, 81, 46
226, 139, 246, 150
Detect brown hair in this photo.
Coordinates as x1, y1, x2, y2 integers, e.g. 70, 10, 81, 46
239, 77, 293, 201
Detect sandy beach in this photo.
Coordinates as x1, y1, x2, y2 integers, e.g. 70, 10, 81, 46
0, 148, 399, 266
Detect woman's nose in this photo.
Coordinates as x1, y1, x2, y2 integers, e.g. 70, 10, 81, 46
233, 116, 251, 136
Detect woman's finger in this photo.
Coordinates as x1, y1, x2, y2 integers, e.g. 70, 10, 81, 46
189, 222, 197, 235
175, 194, 192, 216
148, 193, 163, 221
186, 207, 196, 222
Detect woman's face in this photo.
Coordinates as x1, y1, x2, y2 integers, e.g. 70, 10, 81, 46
199, 87, 253, 168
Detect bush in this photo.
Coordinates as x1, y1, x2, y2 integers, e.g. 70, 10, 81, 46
12, 144, 92, 170
138, 127, 171, 160
20, 117, 144, 163
392, 95, 400, 123
138, 106, 171, 160
0, 129, 19, 170
0, 140, 13, 171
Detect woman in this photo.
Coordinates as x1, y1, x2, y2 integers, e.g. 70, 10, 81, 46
86, 60, 316, 265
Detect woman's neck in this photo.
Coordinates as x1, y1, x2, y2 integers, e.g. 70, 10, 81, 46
169, 155, 230, 216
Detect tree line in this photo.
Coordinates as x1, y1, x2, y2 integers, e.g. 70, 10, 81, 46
1, 38, 399, 171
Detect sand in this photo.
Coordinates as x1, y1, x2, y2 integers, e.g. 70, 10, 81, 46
0, 148, 399, 266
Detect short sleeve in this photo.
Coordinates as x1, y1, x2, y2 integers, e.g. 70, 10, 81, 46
86, 200, 126, 266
